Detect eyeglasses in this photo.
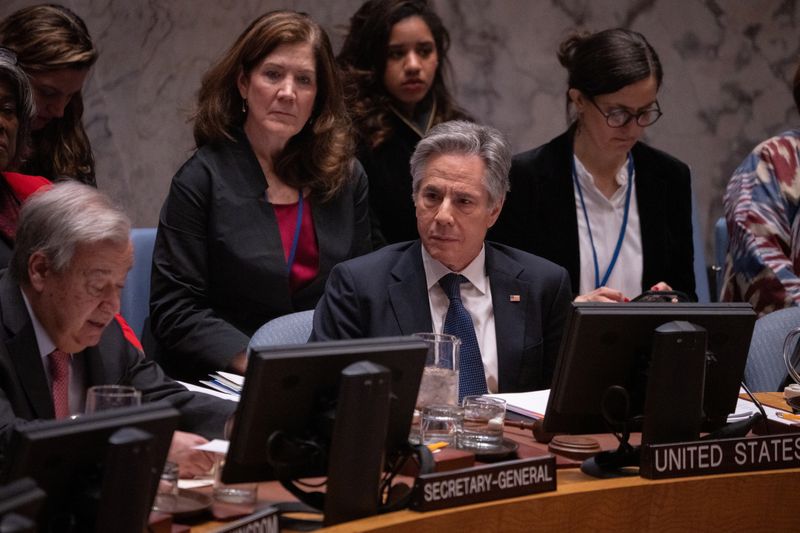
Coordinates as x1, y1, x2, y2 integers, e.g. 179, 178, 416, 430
589, 98, 663, 128
0, 47, 17, 66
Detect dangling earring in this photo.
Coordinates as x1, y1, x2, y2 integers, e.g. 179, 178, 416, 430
242, 98, 247, 114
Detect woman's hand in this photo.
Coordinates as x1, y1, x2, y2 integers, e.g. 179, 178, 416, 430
168, 430, 216, 478
574, 286, 627, 303
649, 281, 673, 291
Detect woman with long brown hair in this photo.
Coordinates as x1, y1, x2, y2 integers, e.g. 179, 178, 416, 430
149, 11, 371, 381
0, 4, 97, 185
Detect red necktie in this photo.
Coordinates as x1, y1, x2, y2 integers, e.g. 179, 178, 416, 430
48, 350, 71, 419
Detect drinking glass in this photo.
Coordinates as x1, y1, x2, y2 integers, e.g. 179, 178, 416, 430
152, 461, 179, 512
212, 454, 257, 505
420, 404, 463, 445
85, 385, 141, 413
458, 396, 506, 450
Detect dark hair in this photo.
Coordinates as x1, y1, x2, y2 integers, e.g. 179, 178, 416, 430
793, 61, 800, 113
193, 10, 353, 200
557, 28, 663, 120
337, 0, 467, 149
0, 4, 98, 185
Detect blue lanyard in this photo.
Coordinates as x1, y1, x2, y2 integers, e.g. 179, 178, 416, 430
572, 154, 635, 289
286, 190, 304, 274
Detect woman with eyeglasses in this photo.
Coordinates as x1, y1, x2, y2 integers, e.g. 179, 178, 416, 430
0, 48, 50, 268
0, 4, 97, 185
491, 29, 695, 302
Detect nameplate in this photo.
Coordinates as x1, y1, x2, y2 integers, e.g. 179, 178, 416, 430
214, 505, 279, 533
640, 433, 800, 479
410, 455, 556, 512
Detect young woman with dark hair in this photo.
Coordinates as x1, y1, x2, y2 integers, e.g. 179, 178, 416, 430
492, 28, 695, 302
338, 0, 469, 245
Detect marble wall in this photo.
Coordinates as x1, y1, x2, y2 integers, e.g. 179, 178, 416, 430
3, 0, 799, 260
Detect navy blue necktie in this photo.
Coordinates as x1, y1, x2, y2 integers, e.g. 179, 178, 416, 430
439, 273, 487, 401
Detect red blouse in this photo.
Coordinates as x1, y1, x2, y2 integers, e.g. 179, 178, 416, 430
273, 197, 320, 293
0, 172, 50, 243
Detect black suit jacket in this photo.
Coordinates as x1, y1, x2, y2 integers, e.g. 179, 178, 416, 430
150, 130, 372, 380
490, 128, 696, 299
311, 241, 572, 392
0, 273, 235, 460
358, 111, 423, 247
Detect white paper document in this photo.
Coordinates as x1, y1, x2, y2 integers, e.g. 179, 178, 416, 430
179, 380, 239, 402
488, 389, 550, 419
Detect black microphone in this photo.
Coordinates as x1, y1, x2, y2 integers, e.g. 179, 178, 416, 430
702, 382, 768, 440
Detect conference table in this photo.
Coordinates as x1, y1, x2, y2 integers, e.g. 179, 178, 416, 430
188, 397, 800, 532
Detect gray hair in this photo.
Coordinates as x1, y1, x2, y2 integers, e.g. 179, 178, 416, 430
0, 48, 35, 169
410, 120, 511, 206
11, 182, 131, 283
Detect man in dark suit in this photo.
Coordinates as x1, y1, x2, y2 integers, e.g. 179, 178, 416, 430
312, 121, 572, 393
0, 182, 236, 473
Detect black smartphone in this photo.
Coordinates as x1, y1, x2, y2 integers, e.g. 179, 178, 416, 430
630, 290, 690, 303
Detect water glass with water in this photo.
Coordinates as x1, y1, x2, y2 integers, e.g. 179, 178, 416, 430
420, 404, 464, 445
459, 396, 506, 450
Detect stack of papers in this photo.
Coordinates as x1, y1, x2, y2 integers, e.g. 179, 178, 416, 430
200, 371, 244, 396
178, 371, 243, 402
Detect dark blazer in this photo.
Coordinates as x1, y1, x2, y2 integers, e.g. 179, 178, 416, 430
358, 111, 422, 247
150, 130, 372, 380
490, 128, 696, 299
311, 240, 573, 392
0, 273, 235, 460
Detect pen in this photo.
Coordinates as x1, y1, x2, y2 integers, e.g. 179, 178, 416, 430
776, 411, 800, 422
426, 441, 449, 452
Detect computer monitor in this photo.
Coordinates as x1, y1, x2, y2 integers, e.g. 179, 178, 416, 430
543, 302, 756, 437
223, 337, 428, 525
1, 402, 180, 533
0, 478, 45, 533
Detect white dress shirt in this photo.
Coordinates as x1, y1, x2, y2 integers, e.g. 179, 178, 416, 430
21, 289, 86, 415
421, 244, 499, 393
573, 155, 643, 299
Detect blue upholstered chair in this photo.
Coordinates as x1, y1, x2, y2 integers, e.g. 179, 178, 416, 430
744, 306, 800, 391
120, 228, 157, 338
248, 310, 315, 351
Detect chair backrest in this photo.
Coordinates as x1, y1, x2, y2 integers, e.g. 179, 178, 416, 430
248, 310, 315, 351
691, 191, 710, 303
120, 228, 157, 339
713, 217, 728, 299
744, 306, 800, 391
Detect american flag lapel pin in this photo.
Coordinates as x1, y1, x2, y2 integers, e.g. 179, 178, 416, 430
509, 294, 521, 302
